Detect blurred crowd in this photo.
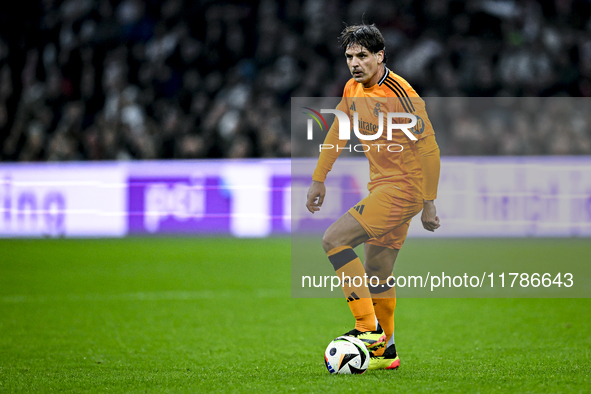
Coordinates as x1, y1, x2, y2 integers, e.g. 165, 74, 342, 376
427, 96, 591, 156
1, 0, 591, 161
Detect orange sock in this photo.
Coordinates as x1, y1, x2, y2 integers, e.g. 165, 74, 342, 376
327, 246, 376, 332
370, 278, 396, 356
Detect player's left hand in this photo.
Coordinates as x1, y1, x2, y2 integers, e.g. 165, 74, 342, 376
421, 200, 440, 232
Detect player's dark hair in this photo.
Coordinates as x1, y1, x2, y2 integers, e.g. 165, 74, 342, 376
339, 24, 387, 64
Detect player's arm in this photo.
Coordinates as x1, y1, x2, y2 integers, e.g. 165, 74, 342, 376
306, 100, 349, 214
416, 134, 441, 231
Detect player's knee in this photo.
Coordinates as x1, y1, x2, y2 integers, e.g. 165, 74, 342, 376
322, 229, 347, 253
364, 259, 382, 276
321, 233, 336, 253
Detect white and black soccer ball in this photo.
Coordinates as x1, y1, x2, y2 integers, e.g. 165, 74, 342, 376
324, 336, 370, 374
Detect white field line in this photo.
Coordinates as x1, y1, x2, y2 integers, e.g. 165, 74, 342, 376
0, 289, 285, 304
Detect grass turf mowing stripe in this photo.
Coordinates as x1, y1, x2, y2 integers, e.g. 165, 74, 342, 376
0, 289, 286, 303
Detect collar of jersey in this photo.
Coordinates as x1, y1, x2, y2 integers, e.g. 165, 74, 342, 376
358, 66, 389, 92
378, 66, 390, 86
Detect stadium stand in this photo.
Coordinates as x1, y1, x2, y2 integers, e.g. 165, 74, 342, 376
0, 0, 590, 161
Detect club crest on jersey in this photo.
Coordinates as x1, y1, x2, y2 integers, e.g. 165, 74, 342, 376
373, 102, 381, 117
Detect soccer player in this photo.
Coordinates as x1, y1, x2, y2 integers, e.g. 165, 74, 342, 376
305, 24, 441, 370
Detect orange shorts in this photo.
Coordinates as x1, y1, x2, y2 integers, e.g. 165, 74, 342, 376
348, 185, 423, 250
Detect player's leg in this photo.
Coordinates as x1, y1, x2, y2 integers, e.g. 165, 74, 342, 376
364, 220, 413, 370
322, 211, 369, 253
364, 242, 398, 278
322, 212, 386, 349
365, 242, 398, 352
364, 242, 400, 370
323, 188, 420, 351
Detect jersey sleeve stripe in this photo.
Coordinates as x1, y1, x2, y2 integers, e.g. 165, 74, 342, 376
382, 79, 412, 113
386, 76, 416, 112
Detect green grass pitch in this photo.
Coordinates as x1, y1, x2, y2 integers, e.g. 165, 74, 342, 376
0, 237, 590, 393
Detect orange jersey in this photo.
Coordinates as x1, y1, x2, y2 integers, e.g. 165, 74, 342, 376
313, 67, 438, 203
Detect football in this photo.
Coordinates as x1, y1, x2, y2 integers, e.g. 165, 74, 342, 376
324, 336, 370, 374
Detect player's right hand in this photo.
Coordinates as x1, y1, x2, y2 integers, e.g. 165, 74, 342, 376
306, 181, 326, 214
